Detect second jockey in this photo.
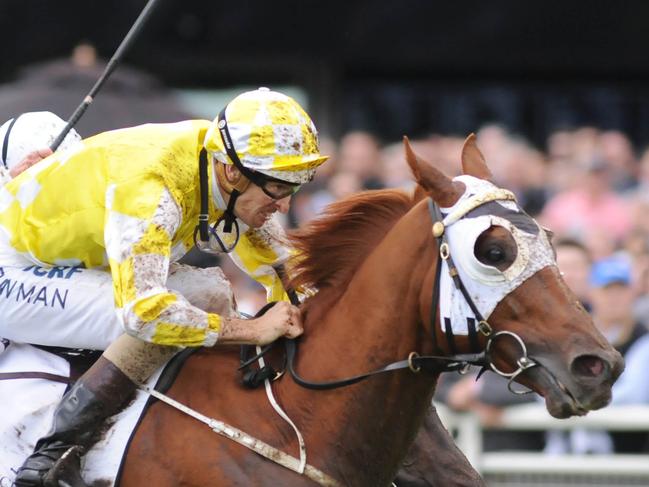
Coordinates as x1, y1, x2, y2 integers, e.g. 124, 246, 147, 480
0, 111, 82, 184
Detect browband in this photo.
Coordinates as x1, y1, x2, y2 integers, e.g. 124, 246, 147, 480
442, 188, 516, 227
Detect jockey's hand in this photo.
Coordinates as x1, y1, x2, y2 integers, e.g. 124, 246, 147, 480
219, 301, 304, 346
9, 148, 53, 178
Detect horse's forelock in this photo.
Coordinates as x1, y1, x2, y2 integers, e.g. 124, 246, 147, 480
287, 189, 415, 294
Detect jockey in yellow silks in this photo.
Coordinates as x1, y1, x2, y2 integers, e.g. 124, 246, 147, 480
1, 88, 328, 486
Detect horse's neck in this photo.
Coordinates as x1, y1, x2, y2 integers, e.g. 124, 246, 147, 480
287, 202, 439, 485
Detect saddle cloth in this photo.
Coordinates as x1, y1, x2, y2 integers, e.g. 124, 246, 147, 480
0, 342, 165, 486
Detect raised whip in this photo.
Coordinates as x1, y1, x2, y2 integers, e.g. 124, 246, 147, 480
50, 0, 164, 151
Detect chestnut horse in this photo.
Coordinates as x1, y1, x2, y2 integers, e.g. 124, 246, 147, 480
119, 136, 622, 487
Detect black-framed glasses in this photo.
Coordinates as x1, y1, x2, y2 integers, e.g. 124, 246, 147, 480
258, 175, 301, 200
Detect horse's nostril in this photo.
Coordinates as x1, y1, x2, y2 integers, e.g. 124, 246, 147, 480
572, 355, 608, 378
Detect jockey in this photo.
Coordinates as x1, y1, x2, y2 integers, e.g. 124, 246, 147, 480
0, 111, 82, 184
1, 87, 328, 486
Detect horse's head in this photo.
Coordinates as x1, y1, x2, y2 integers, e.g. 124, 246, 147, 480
405, 135, 623, 418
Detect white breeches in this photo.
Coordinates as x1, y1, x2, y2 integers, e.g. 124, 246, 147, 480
0, 251, 237, 351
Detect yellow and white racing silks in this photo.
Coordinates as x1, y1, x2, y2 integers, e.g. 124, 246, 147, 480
0, 121, 290, 348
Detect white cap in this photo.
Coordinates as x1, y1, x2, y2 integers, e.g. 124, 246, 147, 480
0, 111, 83, 170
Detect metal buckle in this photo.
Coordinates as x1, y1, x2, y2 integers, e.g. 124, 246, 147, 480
477, 320, 492, 336
408, 351, 421, 373
485, 330, 536, 381
439, 242, 450, 260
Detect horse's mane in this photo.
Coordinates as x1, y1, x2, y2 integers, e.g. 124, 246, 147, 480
287, 189, 416, 296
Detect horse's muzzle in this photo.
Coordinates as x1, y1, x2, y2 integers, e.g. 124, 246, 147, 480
528, 348, 624, 418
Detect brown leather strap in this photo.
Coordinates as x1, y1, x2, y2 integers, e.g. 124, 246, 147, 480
0, 371, 70, 384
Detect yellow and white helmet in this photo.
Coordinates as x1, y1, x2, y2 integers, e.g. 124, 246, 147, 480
204, 87, 328, 184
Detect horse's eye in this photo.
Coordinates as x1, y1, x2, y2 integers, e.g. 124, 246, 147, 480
475, 227, 517, 271
485, 246, 505, 264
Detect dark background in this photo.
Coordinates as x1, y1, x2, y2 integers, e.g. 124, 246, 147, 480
2, 0, 649, 147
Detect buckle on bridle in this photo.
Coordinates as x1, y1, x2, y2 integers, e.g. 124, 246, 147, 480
477, 320, 492, 336
484, 330, 537, 395
439, 242, 450, 260
408, 351, 421, 373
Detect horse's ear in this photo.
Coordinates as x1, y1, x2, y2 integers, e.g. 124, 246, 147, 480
413, 184, 428, 203
461, 133, 493, 180
403, 136, 463, 207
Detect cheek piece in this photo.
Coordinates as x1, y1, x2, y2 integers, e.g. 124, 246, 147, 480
438, 176, 555, 338
429, 175, 556, 393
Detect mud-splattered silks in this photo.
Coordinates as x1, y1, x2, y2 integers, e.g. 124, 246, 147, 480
0, 121, 290, 349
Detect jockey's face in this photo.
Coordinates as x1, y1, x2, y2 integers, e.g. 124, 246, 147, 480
219, 163, 292, 228
234, 182, 291, 228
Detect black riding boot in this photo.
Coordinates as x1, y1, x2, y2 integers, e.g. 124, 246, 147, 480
13, 357, 136, 487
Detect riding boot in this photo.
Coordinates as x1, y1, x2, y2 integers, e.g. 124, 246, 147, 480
13, 357, 136, 487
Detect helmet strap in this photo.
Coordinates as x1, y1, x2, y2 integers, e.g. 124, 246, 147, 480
197, 149, 243, 244
197, 148, 211, 242
214, 160, 249, 233
222, 188, 239, 233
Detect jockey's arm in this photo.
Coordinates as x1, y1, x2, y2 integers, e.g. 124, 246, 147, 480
227, 215, 294, 303
219, 301, 302, 344
9, 148, 53, 177
107, 178, 300, 348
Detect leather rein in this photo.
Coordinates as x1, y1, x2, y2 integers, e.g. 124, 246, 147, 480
248, 195, 539, 394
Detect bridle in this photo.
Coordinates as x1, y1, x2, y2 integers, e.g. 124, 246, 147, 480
246, 191, 541, 394
426, 196, 537, 394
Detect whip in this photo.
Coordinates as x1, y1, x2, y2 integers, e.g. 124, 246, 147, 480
50, 0, 164, 151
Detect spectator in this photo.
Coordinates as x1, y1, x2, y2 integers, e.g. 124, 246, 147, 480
597, 130, 638, 193
555, 238, 593, 311
337, 131, 384, 190
633, 146, 649, 198
540, 157, 632, 241
379, 141, 416, 190
435, 369, 545, 452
